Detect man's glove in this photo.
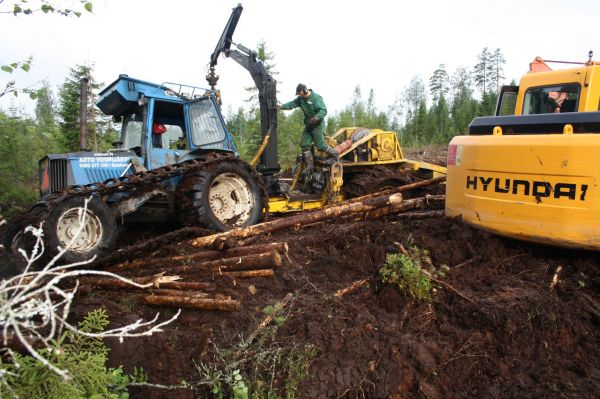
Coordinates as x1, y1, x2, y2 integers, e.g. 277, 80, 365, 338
310, 116, 318, 125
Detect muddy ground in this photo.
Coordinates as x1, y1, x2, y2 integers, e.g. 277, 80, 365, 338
9, 145, 599, 398
69, 153, 600, 398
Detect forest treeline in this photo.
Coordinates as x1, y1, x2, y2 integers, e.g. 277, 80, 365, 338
0, 47, 506, 214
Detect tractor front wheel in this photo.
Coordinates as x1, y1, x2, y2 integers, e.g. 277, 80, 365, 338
44, 196, 118, 264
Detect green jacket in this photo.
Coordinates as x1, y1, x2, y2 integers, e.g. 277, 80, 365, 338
281, 91, 327, 126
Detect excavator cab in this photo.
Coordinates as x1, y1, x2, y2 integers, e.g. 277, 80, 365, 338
446, 55, 600, 249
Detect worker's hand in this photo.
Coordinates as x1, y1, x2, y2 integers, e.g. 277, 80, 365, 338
310, 116, 318, 125
276, 103, 282, 110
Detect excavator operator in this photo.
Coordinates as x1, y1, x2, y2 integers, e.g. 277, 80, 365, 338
278, 83, 339, 162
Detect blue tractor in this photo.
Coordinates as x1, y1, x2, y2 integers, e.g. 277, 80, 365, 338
7, 5, 277, 263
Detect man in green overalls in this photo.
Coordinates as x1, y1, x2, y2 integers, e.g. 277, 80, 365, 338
278, 83, 339, 163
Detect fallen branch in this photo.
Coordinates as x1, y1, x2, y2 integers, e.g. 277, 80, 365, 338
397, 242, 475, 303
143, 295, 240, 311
422, 269, 476, 304
334, 278, 370, 298
391, 210, 445, 219
244, 293, 294, 346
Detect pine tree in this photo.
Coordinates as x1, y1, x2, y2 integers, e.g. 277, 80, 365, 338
429, 64, 449, 102
244, 40, 279, 107
58, 64, 101, 151
450, 66, 479, 135
400, 77, 427, 146
490, 48, 506, 93
473, 47, 492, 95
430, 94, 452, 142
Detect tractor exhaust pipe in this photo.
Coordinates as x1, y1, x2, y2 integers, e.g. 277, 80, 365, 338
80, 77, 88, 151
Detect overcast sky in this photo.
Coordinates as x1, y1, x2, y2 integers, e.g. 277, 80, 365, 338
2, 0, 599, 117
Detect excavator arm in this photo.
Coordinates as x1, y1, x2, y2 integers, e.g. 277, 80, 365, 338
208, 4, 280, 183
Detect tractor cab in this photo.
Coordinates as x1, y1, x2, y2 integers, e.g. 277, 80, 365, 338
97, 75, 237, 171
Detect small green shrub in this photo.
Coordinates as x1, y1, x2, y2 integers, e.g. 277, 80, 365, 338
1, 309, 142, 399
196, 299, 316, 399
262, 302, 286, 326
380, 253, 432, 301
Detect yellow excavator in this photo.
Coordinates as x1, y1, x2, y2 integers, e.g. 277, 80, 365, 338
446, 52, 600, 249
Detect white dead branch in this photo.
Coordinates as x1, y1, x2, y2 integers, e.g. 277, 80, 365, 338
0, 197, 180, 382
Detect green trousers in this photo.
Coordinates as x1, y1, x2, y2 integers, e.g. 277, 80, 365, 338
300, 123, 327, 152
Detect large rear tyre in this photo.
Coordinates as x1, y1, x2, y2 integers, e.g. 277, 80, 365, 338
1, 206, 48, 274
44, 196, 118, 264
176, 160, 263, 231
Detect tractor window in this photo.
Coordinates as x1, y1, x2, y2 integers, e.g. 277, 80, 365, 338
188, 100, 226, 147
155, 124, 186, 150
122, 115, 143, 149
522, 84, 580, 114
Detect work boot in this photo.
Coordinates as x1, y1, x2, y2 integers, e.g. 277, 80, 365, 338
324, 146, 339, 163
302, 150, 314, 172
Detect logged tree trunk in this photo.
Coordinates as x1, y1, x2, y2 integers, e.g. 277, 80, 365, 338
190, 193, 405, 248
147, 288, 210, 298
154, 281, 215, 291
221, 269, 275, 278
77, 275, 180, 290
108, 242, 289, 273
345, 175, 445, 204
392, 210, 445, 219
135, 251, 283, 277
361, 195, 445, 220
144, 295, 240, 311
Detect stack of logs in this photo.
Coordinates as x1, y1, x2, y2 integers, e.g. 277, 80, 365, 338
76, 176, 446, 311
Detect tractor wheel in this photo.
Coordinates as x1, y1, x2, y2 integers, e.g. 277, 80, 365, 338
1, 205, 49, 274
44, 196, 118, 264
176, 160, 263, 231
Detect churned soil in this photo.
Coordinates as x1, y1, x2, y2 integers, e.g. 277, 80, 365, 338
71, 191, 600, 398
23, 144, 597, 398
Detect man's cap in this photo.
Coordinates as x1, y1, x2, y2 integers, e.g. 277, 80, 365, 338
296, 83, 308, 95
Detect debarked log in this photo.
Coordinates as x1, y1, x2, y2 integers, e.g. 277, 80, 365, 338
221, 269, 275, 278
190, 192, 406, 249
360, 195, 445, 220
108, 242, 289, 273
143, 295, 241, 311
154, 281, 215, 291
146, 288, 210, 298
76, 274, 180, 290
135, 251, 283, 277
338, 175, 446, 206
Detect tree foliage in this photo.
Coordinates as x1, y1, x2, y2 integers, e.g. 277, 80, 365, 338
1, 1, 95, 98
2, 309, 132, 399
1, 0, 93, 17
57, 64, 117, 152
